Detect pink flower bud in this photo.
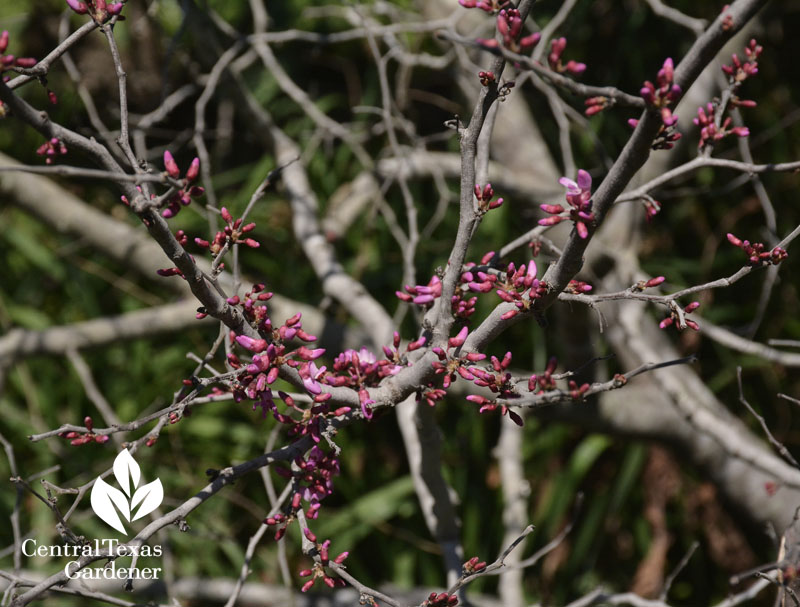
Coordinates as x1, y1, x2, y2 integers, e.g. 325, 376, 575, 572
156, 267, 181, 277
540, 204, 565, 215
163, 151, 180, 179
538, 216, 564, 226
645, 276, 665, 288
407, 336, 426, 351
184, 157, 200, 182
726, 233, 743, 247
235, 335, 268, 353
448, 326, 469, 348
565, 60, 586, 74
300, 347, 326, 360
65, 0, 89, 14
457, 366, 474, 380
301, 579, 315, 593
661, 57, 674, 82
520, 32, 541, 49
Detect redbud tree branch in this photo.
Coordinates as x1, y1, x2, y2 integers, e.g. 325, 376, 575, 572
439, 30, 646, 108
7, 20, 98, 89
2, 1, 796, 605
534, 0, 769, 310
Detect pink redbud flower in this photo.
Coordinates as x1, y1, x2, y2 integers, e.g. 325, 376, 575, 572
185, 157, 200, 182
235, 335, 268, 353
163, 151, 180, 178
540, 169, 594, 238
65, 0, 89, 14
584, 96, 608, 116
474, 184, 504, 213
548, 37, 586, 75
359, 389, 375, 420
66, 0, 125, 22
407, 336, 427, 351
489, 8, 540, 53
0, 31, 38, 72
640, 57, 681, 127
722, 39, 762, 83
478, 70, 496, 86
448, 326, 469, 348
35, 137, 67, 164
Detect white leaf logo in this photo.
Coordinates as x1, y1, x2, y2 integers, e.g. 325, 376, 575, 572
131, 479, 164, 522
113, 448, 140, 497
90, 449, 164, 535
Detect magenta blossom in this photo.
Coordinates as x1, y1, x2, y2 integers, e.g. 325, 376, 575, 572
640, 57, 681, 127
36, 137, 67, 165
538, 169, 595, 239
722, 39, 762, 84
335, 347, 402, 377
300, 361, 327, 395
458, 0, 507, 13
548, 38, 586, 75
66, 0, 125, 22
0, 30, 37, 73
693, 103, 750, 149
396, 275, 442, 306
160, 151, 204, 218
477, 9, 540, 53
